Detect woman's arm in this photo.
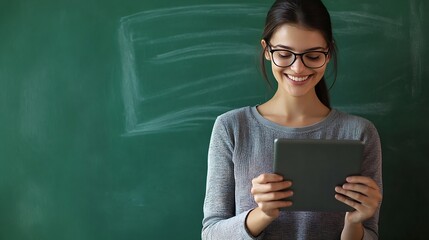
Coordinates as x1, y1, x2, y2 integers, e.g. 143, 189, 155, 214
335, 176, 383, 240
337, 121, 383, 240
202, 117, 294, 239
202, 117, 260, 240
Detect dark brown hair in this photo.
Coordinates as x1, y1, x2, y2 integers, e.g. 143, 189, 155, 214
260, 0, 337, 108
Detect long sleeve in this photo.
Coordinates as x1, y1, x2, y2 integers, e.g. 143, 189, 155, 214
202, 117, 262, 240
360, 122, 383, 240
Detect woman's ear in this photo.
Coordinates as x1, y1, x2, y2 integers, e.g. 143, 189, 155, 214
261, 39, 270, 60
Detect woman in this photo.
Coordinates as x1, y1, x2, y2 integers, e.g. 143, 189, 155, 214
202, 0, 382, 239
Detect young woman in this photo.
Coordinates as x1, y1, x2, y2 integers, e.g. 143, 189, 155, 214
202, 0, 382, 239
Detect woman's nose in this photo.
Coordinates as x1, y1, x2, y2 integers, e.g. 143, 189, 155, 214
290, 56, 306, 73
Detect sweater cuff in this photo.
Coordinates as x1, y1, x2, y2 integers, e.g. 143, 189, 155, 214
241, 209, 265, 240
362, 227, 378, 240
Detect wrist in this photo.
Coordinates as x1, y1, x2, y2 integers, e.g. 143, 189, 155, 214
342, 219, 364, 240
246, 207, 277, 237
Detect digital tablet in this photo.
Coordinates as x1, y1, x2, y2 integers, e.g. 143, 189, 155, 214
273, 138, 363, 212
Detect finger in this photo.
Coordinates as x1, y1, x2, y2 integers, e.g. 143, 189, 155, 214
334, 187, 367, 212
259, 200, 293, 212
346, 176, 380, 190
254, 190, 294, 202
342, 183, 371, 197
252, 181, 292, 194
336, 186, 381, 210
335, 186, 366, 204
343, 183, 382, 201
253, 173, 284, 184
334, 193, 362, 211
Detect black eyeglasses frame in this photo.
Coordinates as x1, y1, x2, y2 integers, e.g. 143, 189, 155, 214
267, 43, 329, 69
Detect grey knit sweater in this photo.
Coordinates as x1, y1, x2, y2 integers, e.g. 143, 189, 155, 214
202, 106, 382, 240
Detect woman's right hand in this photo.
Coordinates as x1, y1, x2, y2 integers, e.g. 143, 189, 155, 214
251, 173, 293, 219
246, 173, 293, 236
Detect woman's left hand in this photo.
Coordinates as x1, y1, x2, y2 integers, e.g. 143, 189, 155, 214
335, 176, 382, 224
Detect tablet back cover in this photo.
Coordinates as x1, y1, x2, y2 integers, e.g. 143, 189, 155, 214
273, 139, 363, 212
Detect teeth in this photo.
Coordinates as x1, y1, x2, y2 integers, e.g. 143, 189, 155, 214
287, 75, 309, 82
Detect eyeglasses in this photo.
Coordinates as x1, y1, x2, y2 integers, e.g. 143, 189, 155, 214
267, 43, 329, 69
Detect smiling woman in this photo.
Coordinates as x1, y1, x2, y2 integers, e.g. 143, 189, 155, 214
261, 24, 331, 110
202, 0, 383, 239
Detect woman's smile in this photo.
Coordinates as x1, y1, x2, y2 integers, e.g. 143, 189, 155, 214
285, 74, 312, 83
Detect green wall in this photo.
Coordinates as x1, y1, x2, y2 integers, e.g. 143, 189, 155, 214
0, 0, 428, 239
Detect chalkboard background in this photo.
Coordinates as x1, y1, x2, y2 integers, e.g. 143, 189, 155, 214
0, 0, 428, 239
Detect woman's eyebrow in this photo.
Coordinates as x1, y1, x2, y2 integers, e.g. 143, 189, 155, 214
271, 44, 326, 51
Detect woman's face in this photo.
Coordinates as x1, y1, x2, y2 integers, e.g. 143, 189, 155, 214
262, 24, 329, 99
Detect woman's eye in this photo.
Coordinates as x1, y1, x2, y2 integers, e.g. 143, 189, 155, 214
305, 54, 321, 61
277, 51, 292, 58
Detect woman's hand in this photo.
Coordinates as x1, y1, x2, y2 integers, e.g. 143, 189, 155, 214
335, 176, 382, 224
246, 173, 293, 237
251, 173, 293, 219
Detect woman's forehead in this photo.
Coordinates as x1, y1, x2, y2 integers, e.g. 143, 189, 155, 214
270, 24, 327, 50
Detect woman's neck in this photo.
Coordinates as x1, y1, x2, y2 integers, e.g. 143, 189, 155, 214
257, 90, 330, 127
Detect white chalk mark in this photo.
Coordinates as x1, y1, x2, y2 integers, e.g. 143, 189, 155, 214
122, 106, 232, 136
334, 103, 392, 115
183, 80, 243, 99
119, 4, 267, 136
181, 69, 259, 99
409, 0, 423, 98
18, 183, 49, 228
151, 43, 257, 64
119, 23, 140, 132
332, 11, 401, 26
132, 28, 261, 44
120, 4, 267, 23
124, 95, 264, 136
375, 76, 404, 92
145, 68, 254, 100
209, 95, 264, 106
331, 11, 403, 39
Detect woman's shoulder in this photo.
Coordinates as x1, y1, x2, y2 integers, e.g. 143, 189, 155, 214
216, 106, 253, 123
210, 106, 254, 137
332, 109, 378, 133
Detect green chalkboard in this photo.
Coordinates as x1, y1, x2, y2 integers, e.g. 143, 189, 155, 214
0, 0, 428, 239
